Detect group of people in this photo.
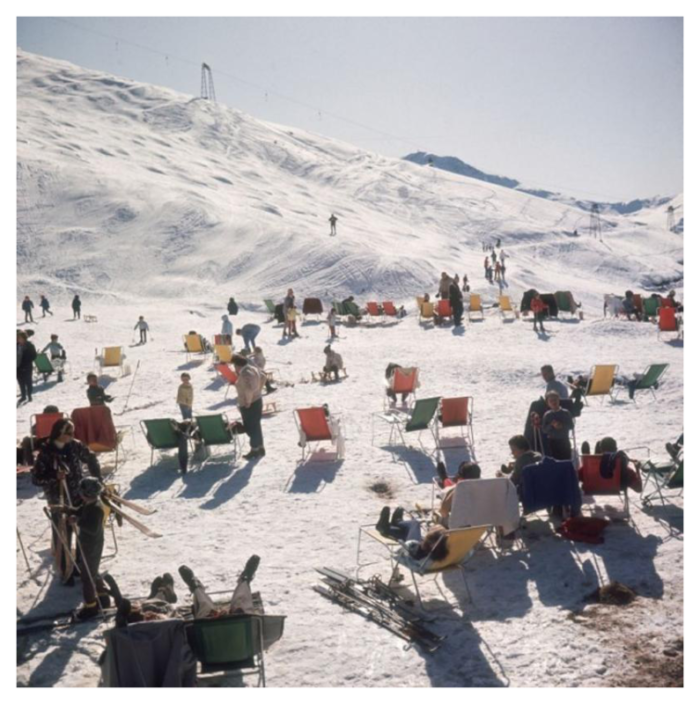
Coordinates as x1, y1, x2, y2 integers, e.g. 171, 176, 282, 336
436, 272, 466, 326
483, 248, 508, 284
20, 294, 82, 322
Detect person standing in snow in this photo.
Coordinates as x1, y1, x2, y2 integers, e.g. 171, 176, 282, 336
42, 334, 66, 382
286, 305, 299, 338
177, 372, 193, 419
221, 314, 233, 343
323, 345, 344, 382
491, 249, 497, 266
448, 276, 464, 326
72, 295, 82, 320
227, 297, 239, 316
134, 316, 150, 345
542, 391, 574, 460
232, 354, 265, 459
282, 288, 295, 338
327, 307, 338, 340
494, 261, 502, 282
22, 296, 35, 323
17, 331, 37, 404
329, 213, 338, 236
438, 272, 451, 300
540, 365, 569, 400
462, 274, 469, 292
530, 292, 548, 333
483, 257, 490, 279
249, 346, 277, 394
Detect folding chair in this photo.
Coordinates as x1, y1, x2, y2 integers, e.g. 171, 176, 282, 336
294, 407, 344, 461
499, 295, 518, 321
658, 307, 682, 339
140, 418, 186, 467
213, 344, 233, 364
71, 406, 127, 469
436, 396, 475, 450
640, 455, 683, 507
188, 614, 267, 687
263, 299, 277, 321
392, 525, 489, 610
435, 299, 452, 324
34, 352, 56, 382
616, 363, 669, 402
382, 301, 398, 317
216, 363, 238, 399
418, 301, 435, 326
632, 293, 644, 318
578, 454, 634, 518
365, 302, 384, 323
578, 364, 618, 404
372, 397, 441, 455
213, 334, 232, 346
194, 414, 240, 460
642, 297, 660, 320
302, 297, 324, 319
468, 294, 484, 321
415, 296, 425, 315
184, 334, 206, 361
29, 411, 68, 452
385, 367, 420, 409
97, 346, 126, 376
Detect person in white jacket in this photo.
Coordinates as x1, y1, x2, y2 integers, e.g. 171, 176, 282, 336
134, 316, 150, 345
221, 314, 233, 342
323, 345, 344, 382
232, 354, 265, 459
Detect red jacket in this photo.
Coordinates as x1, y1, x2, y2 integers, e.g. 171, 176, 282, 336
531, 298, 548, 314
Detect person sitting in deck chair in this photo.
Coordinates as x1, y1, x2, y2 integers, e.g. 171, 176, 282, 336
384, 363, 410, 405
375, 507, 448, 563
498, 435, 542, 490
666, 290, 683, 313
622, 290, 642, 321
435, 462, 483, 522
18, 404, 61, 467
87, 373, 114, 406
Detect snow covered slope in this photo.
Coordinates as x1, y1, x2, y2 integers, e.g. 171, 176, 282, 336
17, 49, 682, 306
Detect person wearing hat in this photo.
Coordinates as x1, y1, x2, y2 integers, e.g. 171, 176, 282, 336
322, 345, 344, 382
60, 477, 111, 620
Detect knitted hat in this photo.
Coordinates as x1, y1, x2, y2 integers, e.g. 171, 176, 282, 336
79, 477, 103, 499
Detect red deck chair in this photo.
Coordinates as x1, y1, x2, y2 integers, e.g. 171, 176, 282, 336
216, 363, 239, 399
382, 301, 398, 317
366, 302, 383, 321
632, 293, 643, 316
579, 454, 636, 517
294, 407, 344, 461
437, 397, 475, 450
436, 299, 452, 322
214, 334, 232, 346
71, 406, 123, 467
658, 307, 681, 340
387, 367, 420, 408
660, 297, 672, 308
30, 412, 67, 449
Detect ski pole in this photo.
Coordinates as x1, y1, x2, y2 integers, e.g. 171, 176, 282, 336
17, 528, 32, 575
43, 507, 81, 578
121, 360, 140, 414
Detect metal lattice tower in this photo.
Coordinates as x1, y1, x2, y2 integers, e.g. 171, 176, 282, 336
666, 205, 676, 231
589, 203, 602, 240
201, 63, 216, 102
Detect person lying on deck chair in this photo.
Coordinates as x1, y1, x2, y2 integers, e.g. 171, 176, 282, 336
178, 555, 261, 619
435, 462, 483, 522
375, 507, 449, 564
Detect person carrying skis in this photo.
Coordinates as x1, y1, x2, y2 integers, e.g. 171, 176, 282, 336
134, 316, 150, 344
40, 294, 53, 317
329, 213, 338, 236
232, 354, 265, 459
72, 294, 82, 320
221, 314, 233, 342
322, 345, 344, 382
87, 373, 114, 406
42, 334, 66, 382
177, 372, 193, 420
530, 292, 548, 333
17, 330, 37, 404
236, 323, 261, 352
227, 296, 239, 316
22, 295, 34, 323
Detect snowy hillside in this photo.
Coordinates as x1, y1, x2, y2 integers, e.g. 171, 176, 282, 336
18, 49, 682, 307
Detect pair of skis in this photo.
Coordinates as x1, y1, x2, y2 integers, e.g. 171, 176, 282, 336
314, 567, 444, 652
102, 489, 162, 539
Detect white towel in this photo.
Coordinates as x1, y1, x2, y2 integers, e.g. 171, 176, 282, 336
448, 477, 520, 535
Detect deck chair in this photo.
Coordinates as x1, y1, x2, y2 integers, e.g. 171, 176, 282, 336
213, 334, 232, 346
366, 302, 384, 322
71, 406, 126, 468
194, 414, 240, 460
437, 397, 475, 450
616, 363, 669, 402
302, 297, 323, 318
579, 364, 618, 404
418, 301, 435, 325
97, 346, 127, 376
34, 352, 56, 382
295, 407, 344, 461
660, 297, 672, 308
373, 396, 441, 454
382, 301, 398, 317
632, 293, 644, 317
435, 299, 452, 323
642, 297, 660, 320
216, 363, 238, 399
140, 418, 185, 467
498, 295, 518, 321
658, 307, 681, 339
578, 454, 634, 517
188, 614, 267, 687
415, 296, 425, 314
184, 334, 206, 361
29, 411, 68, 451
344, 300, 362, 318
640, 456, 683, 507
468, 294, 484, 321
213, 344, 233, 364
385, 367, 420, 408
263, 299, 277, 320
393, 525, 489, 610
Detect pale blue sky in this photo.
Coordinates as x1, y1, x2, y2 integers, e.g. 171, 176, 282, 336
17, 16, 683, 201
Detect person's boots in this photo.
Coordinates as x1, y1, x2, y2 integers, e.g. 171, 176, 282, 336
239, 555, 261, 584
581, 441, 591, 455
435, 460, 449, 488
390, 507, 405, 526
160, 573, 178, 603
376, 507, 391, 536
73, 602, 100, 621
149, 575, 164, 599
178, 565, 202, 593
103, 573, 123, 608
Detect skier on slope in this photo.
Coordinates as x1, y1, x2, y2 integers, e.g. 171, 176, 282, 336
72, 294, 82, 320
329, 213, 338, 236
134, 316, 150, 344
39, 294, 53, 317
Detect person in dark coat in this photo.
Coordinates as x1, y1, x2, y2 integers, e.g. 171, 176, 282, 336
448, 279, 464, 326
17, 330, 37, 404
40, 294, 53, 316
87, 373, 114, 405
72, 294, 82, 320
541, 391, 574, 460
22, 296, 35, 323
227, 297, 239, 316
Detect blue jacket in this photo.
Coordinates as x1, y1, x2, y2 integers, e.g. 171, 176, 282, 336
520, 457, 582, 516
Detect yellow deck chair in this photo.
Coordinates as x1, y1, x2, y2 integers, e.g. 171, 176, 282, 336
184, 334, 206, 361
214, 344, 233, 364
394, 525, 488, 610
468, 294, 484, 320
419, 301, 435, 325
499, 295, 518, 321
98, 346, 125, 375
415, 296, 425, 313
583, 364, 619, 403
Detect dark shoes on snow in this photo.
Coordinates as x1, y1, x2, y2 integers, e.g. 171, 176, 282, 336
74, 603, 100, 621
435, 461, 449, 488
239, 555, 261, 584
243, 447, 265, 460
376, 506, 391, 536
161, 573, 178, 603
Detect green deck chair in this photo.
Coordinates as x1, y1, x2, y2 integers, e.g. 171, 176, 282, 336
642, 296, 660, 319
619, 363, 669, 402
140, 418, 182, 466
195, 414, 240, 459
263, 299, 276, 319
34, 352, 55, 380
641, 457, 683, 507
555, 291, 572, 313
344, 300, 362, 318
332, 301, 344, 316
374, 397, 441, 455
